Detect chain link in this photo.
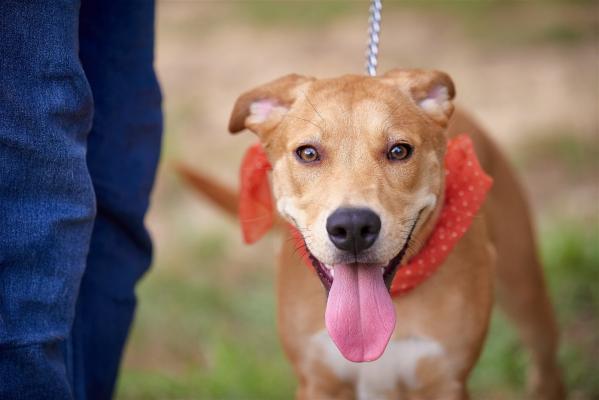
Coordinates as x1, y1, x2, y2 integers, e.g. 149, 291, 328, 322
365, 0, 382, 77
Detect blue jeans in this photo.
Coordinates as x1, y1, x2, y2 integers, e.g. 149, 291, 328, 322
0, 1, 162, 399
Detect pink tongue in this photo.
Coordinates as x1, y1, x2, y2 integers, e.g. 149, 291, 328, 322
325, 264, 396, 362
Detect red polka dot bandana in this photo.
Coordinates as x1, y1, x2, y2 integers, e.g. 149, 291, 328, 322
239, 134, 493, 297
389, 134, 493, 296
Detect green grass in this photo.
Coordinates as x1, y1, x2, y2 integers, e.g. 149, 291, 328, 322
542, 220, 599, 398
471, 312, 527, 396
118, 251, 296, 399
121, 340, 294, 400
469, 219, 599, 399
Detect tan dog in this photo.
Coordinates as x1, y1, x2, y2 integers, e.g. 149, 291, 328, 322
179, 69, 564, 399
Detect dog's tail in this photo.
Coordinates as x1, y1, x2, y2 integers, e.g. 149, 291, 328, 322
175, 163, 239, 219
175, 163, 285, 232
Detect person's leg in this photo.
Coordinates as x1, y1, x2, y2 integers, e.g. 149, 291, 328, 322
0, 1, 95, 398
69, 1, 163, 398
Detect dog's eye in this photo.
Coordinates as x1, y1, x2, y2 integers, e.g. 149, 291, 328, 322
387, 143, 413, 161
296, 145, 320, 163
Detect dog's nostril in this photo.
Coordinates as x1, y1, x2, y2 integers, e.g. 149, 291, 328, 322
361, 226, 375, 237
331, 227, 347, 239
326, 208, 381, 253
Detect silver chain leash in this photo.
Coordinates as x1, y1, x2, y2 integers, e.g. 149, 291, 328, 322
365, 0, 382, 77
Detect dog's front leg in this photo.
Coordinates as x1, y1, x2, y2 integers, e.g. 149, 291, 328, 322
295, 367, 355, 400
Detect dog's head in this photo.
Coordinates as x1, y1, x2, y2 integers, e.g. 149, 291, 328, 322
229, 69, 455, 362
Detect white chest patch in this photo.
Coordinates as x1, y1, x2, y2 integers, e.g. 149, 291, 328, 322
308, 330, 445, 400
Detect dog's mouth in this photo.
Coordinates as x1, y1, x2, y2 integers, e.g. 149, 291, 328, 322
299, 216, 420, 363
306, 214, 419, 294
307, 239, 412, 294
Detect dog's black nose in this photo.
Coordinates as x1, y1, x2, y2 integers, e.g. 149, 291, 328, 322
326, 208, 381, 254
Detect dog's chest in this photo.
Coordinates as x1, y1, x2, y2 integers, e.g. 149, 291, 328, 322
307, 330, 446, 399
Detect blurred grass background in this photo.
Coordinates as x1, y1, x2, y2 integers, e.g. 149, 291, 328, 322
115, 1, 598, 399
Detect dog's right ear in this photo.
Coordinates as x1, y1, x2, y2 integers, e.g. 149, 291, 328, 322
228, 74, 314, 136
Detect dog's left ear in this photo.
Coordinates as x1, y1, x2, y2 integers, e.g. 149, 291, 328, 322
382, 69, 455, 127
228, 74, 314, 137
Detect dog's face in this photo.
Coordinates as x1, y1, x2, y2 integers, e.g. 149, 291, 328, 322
230, 69, 454, 289
230, 69, 456, 362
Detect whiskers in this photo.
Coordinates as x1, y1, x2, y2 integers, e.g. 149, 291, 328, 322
301, 90, 326, 126
283, 226, 314, 259
238, 214, 275, 223
281, 90, 327, 135
283, 114, 324, 134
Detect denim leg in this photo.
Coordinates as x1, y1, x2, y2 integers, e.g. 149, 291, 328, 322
0, 1, 95, 399
69, 1, 163, 398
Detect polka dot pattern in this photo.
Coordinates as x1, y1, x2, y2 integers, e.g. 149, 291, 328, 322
390, 134, 493, 297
